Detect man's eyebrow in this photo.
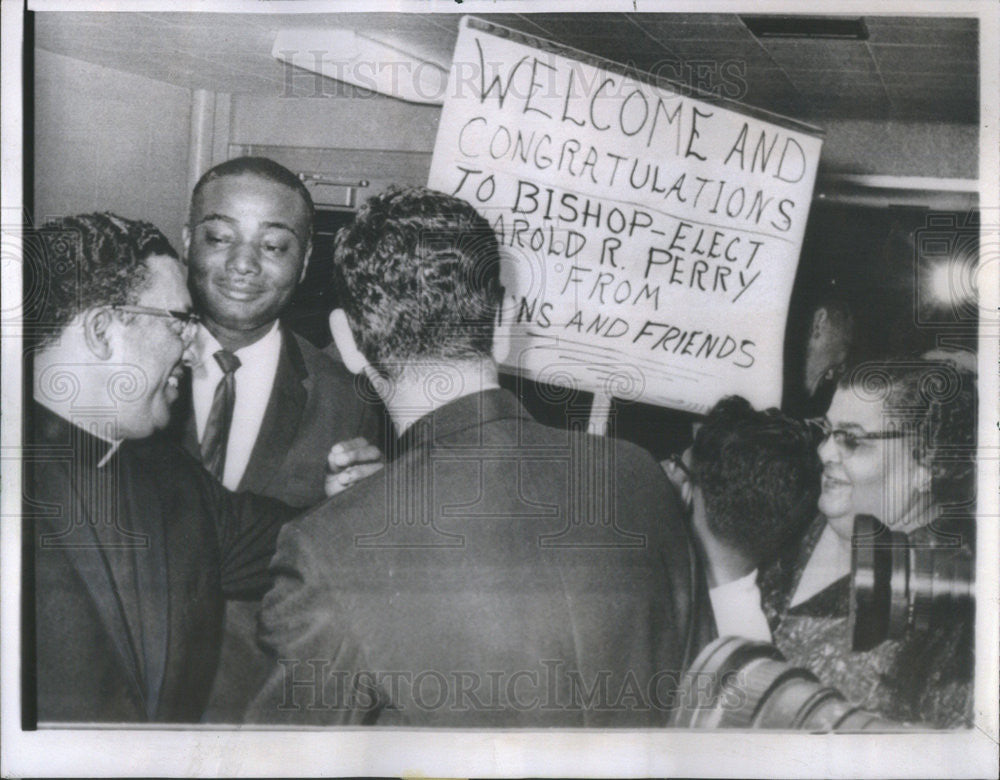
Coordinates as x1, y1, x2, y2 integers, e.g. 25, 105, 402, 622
260, 221, 304, 240
194, 213, 236, 227
194, 214, 302, 240
832, 422, 867, 433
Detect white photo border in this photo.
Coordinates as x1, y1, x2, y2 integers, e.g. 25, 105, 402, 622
2, 1, 997, 777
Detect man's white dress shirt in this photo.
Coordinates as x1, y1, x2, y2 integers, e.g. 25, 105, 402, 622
708, 570, 773, 643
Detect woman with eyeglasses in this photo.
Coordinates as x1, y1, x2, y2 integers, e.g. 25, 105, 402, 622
758, 357, 976, 727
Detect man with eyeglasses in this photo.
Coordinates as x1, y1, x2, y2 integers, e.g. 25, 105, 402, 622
26, 212, 297, 723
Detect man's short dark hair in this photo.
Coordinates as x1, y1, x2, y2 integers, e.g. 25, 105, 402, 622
332, 185, 501, 376
27, 212, 177, 348
692, 396, 821, 563
189, 156, 315, 234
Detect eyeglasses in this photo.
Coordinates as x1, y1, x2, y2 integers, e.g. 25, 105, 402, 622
110, 305, 201, 343
806, 417, 907, 453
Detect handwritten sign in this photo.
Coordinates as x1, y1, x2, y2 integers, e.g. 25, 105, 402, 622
428, 17, 823, 413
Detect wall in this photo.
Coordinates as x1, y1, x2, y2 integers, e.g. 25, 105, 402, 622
228, 92, 440, 205
817, 119, 977, 179
227, 91, 978, 212
33, 45, 975, 246
33, 49, 191, 249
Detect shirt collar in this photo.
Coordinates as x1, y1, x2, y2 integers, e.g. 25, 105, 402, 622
391, 388, 531, 459
31, 401, 125, 469
96, 439, 124, 468
234, 319, 282, 363
193, 320, 281, 376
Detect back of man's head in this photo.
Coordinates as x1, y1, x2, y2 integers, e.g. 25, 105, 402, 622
28, 212, 177, 349
692, 396, 820, 564
332, 185, 501, 376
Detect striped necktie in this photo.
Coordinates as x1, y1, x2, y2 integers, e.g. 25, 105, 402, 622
200, 349, 241, 481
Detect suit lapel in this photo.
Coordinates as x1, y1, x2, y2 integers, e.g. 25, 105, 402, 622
238, 327, 308, 494
50, 457, 147, 714
168, 368, 200, 460
119, 447, 169, 719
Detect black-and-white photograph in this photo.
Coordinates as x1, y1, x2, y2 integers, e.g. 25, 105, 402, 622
1, 0, 997, 777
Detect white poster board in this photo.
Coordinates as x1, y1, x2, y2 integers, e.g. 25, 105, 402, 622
428, 17, 823, 414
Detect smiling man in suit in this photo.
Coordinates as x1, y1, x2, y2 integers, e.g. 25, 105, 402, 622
177, 156, 383, 719
181, 156, 381, 504
26, 213, 296, 723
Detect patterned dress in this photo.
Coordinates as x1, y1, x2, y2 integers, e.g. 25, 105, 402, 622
758, 515, 973, 728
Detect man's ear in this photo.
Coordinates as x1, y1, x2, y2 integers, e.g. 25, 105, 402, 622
82, 308, 115, 360
329, 308, 369, 375
492, 307, 511, 365
811, 307, 829, 340
181, 225, 191, 265
299, 240, 313, 284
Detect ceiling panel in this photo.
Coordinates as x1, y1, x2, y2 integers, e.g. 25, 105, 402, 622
33, 11, 979, 123
761, 40, 880, 74
865, 23, 977, 48
872, 45, 977, 75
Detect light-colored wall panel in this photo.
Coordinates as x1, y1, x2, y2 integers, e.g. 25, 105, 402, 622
231, 92, 440, 152
34, 49, 192, 250
818, 119, 977, 179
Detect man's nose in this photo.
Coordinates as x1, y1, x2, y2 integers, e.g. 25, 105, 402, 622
228, 241, 261, 274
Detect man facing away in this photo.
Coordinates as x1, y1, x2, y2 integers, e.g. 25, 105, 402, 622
248, 186, 714, 726
666, 396, 821, 642
25, 213, 297, 723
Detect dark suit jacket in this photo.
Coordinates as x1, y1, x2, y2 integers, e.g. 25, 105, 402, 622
26, 404, 295, 723
172, 325, 383, 508
169, 325, 384, 721
248, 389, 715, 726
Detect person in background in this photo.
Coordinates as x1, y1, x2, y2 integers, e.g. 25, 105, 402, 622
786, 298, 856, 420
247, 185, 714, 726
758, 358, 976, 727
677, 396, 821, 642
26, 213, 296, 723
176, 156, 383, 720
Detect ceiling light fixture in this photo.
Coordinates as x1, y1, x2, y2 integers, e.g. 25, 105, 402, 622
741, 16, 869, 40
272, 28, 450, 105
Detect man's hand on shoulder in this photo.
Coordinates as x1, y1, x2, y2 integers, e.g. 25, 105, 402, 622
324, 437, 384, 497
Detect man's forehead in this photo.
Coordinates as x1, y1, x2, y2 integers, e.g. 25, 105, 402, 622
192, 173, 309, 217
